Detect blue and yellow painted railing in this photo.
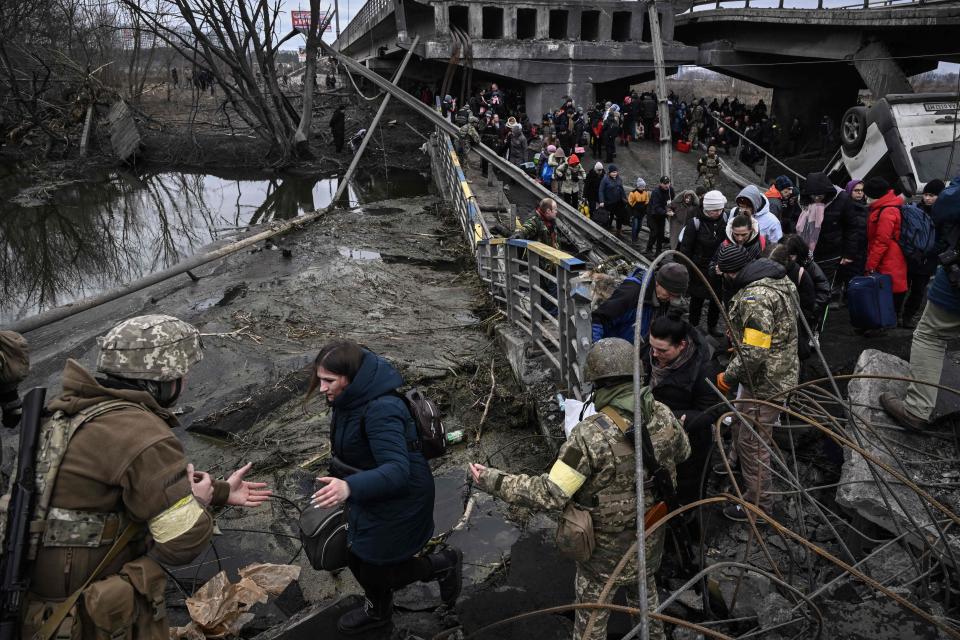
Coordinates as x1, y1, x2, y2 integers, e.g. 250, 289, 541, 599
432, 128, 593, 396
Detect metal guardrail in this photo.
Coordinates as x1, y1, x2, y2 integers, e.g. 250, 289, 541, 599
432, 132, 490, 251
705, 111, 806, 186
336, 0, 392, 52
429, 128, 593, 397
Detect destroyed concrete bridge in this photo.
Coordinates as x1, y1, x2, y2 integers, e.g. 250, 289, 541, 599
333, 0, 960, 136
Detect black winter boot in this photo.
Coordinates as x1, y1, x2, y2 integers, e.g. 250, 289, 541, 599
337, 594, 393, 635
429, 547, 463, 605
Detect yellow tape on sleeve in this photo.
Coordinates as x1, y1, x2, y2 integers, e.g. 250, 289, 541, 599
742, 327, 772, 349
148, 495, 205, 544
548, 460, 587, 497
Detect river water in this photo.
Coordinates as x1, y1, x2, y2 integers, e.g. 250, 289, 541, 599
0, 165, 430, 323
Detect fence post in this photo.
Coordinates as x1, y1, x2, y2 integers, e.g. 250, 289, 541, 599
556, 268, 571, 390
571, 285, 593, 399
760, 156, 768, 183
489, 243, 499, 298
504, 243, 519, 324
528, 249, 544, 344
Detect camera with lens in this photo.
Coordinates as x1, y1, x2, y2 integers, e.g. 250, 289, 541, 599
938, 246, 960, 289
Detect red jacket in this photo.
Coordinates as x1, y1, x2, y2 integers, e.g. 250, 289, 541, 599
865, 190, 907, 293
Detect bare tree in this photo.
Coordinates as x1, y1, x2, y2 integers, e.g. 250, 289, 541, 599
121, 0, 331, 161
293, 0, 322, 154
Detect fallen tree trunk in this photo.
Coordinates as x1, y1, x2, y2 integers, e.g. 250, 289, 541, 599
9, 213, 325, 334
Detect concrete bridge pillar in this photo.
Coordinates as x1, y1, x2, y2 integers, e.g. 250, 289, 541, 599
536, 8, 550, 39
854, 41, 913, 98
526, 81, 596, 122
434, 3, 449, 35
656, 2, 675, 40
468, 4, 482, 39
504, 7, 517, 39
630, 9, 645, 41
567, 8, 582, 40
598, 10, 613, 41
772, 81, 859, 156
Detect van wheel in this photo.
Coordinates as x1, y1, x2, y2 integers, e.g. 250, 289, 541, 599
841, 106, 867, 154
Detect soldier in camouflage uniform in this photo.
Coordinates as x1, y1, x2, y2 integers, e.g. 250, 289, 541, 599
470, 338, 690, 640
458, 115, 481, 168
715, 245, 799, 522
697, 145, 721, 190
512, 197, 559, 249
19, 315, 270, 638
688, 102, 706, 147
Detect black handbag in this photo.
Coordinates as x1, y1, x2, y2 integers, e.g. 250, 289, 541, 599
300, 506, 349, 571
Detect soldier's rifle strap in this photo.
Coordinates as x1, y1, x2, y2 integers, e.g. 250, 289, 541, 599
598, 406, 663, 479
32, 522, 142, 640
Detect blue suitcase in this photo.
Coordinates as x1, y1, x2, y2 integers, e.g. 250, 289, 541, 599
847, 273, 897, 330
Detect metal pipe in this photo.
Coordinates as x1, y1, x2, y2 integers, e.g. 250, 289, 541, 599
706, 111, 805, 185
331, 35, 419, 207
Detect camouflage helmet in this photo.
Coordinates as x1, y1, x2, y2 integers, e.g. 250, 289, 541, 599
584, 338, 633, 383
96, 315, 202, 382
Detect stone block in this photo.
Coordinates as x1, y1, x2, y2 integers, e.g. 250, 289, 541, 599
838, 349, 960, 569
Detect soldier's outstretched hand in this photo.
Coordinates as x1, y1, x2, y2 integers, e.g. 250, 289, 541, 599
225, 462, 272, 508
469, 462, 486, 483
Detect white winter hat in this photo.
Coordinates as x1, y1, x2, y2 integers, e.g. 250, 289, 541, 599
702, 190, 727, 210
595, 161, 604, 171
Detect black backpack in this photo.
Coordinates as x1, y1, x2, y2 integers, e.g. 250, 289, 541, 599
361, 388, 447, 459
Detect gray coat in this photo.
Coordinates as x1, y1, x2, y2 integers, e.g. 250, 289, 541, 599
506, 131, 528, 166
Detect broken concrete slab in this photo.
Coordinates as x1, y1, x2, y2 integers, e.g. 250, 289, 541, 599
839, 349, 960, 569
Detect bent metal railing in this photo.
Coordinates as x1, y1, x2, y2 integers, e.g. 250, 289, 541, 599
704, 110, 806, 187
429, 127, 593, 397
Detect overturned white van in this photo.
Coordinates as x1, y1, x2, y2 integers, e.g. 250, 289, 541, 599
829, 93, 960, 195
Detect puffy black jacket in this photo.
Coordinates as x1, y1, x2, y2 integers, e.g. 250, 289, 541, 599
679, 212, 726, 299
644, 328, 722, 504
330, 351, 435, 564
805, 172, 866, 263
649, 186, 675, 218
584, 170, 603, 205
646, 328, 722, 432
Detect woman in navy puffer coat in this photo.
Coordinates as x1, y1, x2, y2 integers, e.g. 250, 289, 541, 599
308, 340, 462, 635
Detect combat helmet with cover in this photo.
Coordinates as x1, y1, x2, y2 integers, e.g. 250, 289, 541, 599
584, 337, 633, 383
97, 314, 202, 381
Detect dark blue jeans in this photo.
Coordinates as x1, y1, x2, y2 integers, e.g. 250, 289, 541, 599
631, 214, 645, 243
